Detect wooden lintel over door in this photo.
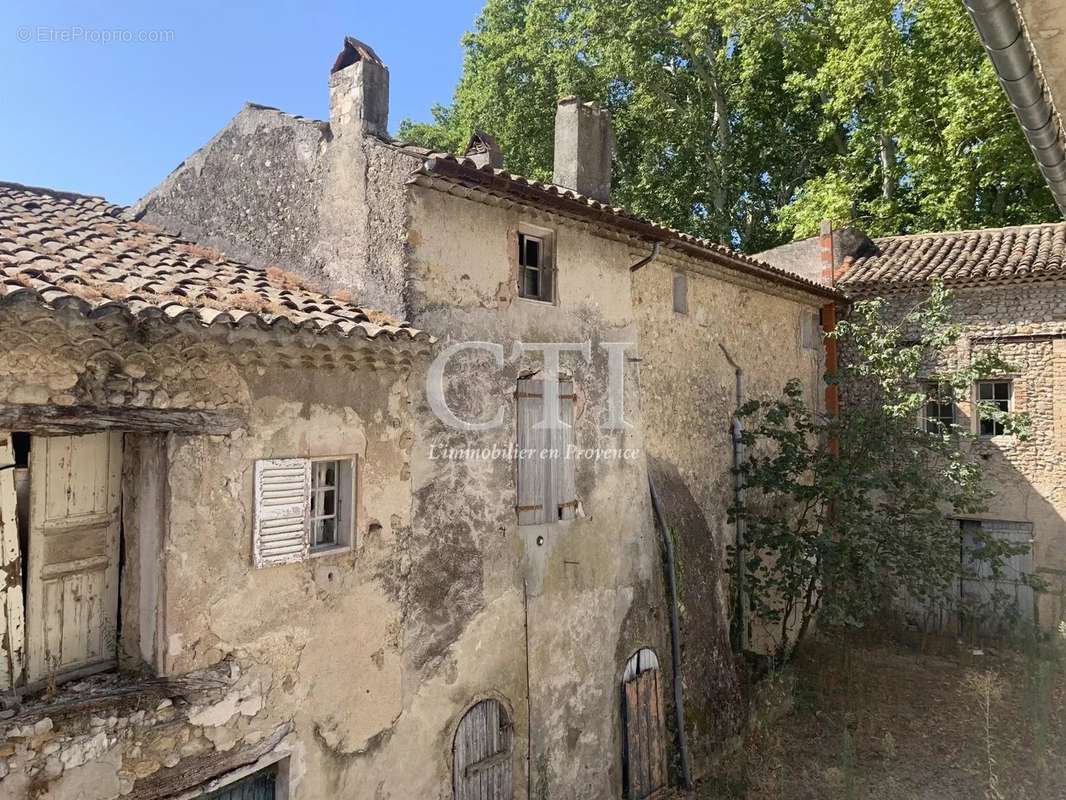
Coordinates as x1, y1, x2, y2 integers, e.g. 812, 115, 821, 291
26, 432, 123, 683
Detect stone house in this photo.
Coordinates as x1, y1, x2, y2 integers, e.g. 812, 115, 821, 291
0, 181, 429, 798
0, 37, 839, 800
760, 221, 1066, 632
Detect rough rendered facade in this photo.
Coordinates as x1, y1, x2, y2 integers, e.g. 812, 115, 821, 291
0, 36, 838, 800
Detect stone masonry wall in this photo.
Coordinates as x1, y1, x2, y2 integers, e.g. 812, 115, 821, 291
852, 280, 1066, 627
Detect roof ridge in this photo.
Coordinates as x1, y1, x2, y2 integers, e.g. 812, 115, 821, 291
873, 219, 1066, 244
0, 181, 118, 208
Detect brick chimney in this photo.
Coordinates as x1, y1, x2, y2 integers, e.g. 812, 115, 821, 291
552, 97, 612, 202
819, 219, 836, 285
329, 36, 389, 139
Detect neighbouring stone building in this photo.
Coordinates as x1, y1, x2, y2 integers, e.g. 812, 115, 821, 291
0, 36, 840, 800
760, 221, 1066, 633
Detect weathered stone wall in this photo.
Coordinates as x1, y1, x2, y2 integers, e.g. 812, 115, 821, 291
851, 281, 1066, 627
404, 186, 668, 800
0, 308, 428, 799
632, 252, 827, 772
131, 107, 418, 317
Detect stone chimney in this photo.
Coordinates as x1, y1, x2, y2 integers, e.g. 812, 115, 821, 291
329, 36, 389, 139
552, 97, 612, 202
464, 130, 503, 169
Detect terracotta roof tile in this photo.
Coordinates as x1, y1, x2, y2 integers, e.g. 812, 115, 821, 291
841, 222, 1066, 290
0, 182, 428, 344
386, 141, 843, 301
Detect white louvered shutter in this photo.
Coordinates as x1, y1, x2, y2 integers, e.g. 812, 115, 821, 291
253, 459, 310, 567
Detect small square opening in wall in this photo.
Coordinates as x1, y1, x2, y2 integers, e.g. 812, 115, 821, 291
518, 229, 555, 303
672, 272, 688, 315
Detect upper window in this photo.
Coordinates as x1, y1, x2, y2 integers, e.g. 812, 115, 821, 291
977, 381, 1011, 437
923, 382, 956, 434
518, 230, 554, 303
253, 456, 355, 566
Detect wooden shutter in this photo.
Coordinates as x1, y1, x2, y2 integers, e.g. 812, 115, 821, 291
516, 380, 549, 525
540, 233, 555, 303
253, 459, 310, 568
0, 434, 24, 690
26, 433, 122, 683
516, 380, 577, 524
553, 382, 577, 522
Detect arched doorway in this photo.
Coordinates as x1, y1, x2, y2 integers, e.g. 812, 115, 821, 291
453, 698, 514, 800
621, 648, 667, 799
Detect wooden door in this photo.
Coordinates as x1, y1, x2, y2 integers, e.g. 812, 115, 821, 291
453, 699, 514, 800
0, 434, 25, 689
960, 520, 1035, 636
623, 650, 667, 799
26, 433, 122, 683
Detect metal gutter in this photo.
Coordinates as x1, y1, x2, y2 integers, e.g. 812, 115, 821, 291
965, 0, 1066, 214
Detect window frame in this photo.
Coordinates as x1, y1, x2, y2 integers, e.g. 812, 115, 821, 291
975, 380, 1012, 437
308, 456, 356, 555
921, 381, 957, 434
516, 225, 556, 305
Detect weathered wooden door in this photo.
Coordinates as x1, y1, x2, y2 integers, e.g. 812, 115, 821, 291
453, 699, 514, 800
0, 434, 25, 689
622, 649, 667, 799
26, 433, 122, 683
960, 520, 1035, 636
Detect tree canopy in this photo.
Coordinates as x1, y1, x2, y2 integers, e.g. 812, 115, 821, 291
399, 0, 1059, 252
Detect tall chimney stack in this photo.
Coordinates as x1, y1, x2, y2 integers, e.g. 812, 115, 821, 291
552, 97, 612, 202
329, 36, 389, 139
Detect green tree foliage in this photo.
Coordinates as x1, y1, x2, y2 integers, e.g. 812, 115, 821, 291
729, 283, 1028, 660
399, 0, 1058, 251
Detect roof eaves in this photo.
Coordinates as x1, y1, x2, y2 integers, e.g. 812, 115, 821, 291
415, 155, 844, 302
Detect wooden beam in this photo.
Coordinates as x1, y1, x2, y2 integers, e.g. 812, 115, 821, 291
127, 722, 292, 800
0, 405, 244, 435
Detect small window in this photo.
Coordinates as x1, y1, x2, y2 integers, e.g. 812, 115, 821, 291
672, 272, 688, 315
923, 382, 956, 433
310, 458, 353, 551
518, 231, 554, 303
977, 381, 1011, 436
253, 456, 356, 567
801, 311, 821, 351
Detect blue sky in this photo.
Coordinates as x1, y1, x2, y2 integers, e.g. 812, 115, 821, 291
0, 0, 483, 205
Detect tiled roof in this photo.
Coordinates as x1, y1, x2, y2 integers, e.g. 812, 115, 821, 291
387, 141, 843, 301
841, 222, 1066, 290
0, 182, 427, 343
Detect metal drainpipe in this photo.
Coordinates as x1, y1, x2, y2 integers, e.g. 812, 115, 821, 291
628, 241, 662, 272
964, 0, 1066, 214
648, 477, 693, 790
719, 344, 748, 654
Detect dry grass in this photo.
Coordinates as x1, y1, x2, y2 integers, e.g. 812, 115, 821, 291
692, 631, 1066, 800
